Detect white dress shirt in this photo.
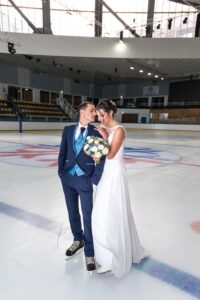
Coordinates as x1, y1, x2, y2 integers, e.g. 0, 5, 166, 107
75, 122, 88, 140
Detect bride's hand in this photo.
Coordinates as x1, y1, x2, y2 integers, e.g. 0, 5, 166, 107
94, 127, 108, 140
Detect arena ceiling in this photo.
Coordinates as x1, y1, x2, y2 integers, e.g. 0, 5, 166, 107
0, 53, 200, 85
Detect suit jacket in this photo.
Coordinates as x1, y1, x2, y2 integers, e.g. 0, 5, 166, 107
58, 123, 105, 185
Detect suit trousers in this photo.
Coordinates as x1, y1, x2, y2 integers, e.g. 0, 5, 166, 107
61, 172, 94, 257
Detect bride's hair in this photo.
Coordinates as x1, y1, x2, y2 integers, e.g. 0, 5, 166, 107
97, 99, 117, 115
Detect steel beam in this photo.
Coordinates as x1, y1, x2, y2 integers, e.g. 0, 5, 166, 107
8, 0, 42, 33
146, 0, 155, 37
195, 12, 200, 36
95, 0, 103, 37
97, 0, 140, 37
42, 0, 52, 34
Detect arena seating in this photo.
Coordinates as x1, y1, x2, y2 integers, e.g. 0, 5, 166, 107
0, 99, 72, 121
150, 108, 200, 124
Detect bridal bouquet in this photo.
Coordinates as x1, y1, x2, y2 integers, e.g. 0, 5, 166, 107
83, 136, 109, 164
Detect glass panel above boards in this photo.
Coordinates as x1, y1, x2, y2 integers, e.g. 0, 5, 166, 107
135, 97, 148, 108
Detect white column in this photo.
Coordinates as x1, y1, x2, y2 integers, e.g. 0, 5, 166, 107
118, 84, 125, 97
18, 67, 30, 88
59, 90, 63, 101
32, 89, 40, 103
0, 83, 8, 100
64, 78, 71, 94
19, 88, 22, 101
164, 95, 168, 107
148, 96, 152, 107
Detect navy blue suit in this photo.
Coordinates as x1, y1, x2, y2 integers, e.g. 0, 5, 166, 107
58, 123, 105, 257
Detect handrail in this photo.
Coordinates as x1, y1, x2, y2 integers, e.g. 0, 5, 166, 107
57, 97, 78, 121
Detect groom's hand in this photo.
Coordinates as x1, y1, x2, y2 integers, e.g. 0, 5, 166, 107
58, 170, 64, 178
94, 127, 108, 141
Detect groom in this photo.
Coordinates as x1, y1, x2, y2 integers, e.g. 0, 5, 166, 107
58, 101, 105, 271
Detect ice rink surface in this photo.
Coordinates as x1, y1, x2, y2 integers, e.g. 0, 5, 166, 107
0, 129, 200, 300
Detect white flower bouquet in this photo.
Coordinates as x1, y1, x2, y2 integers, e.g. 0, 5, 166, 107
83, 135, 109, 164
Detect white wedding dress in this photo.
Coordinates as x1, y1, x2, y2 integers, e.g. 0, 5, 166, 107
92, 125, 146, 278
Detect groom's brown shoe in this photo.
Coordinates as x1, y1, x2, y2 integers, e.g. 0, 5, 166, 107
66, 240, 84, 256
85, 257, 96, 271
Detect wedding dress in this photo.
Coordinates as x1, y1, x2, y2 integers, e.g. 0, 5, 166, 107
92, 125, 146, 278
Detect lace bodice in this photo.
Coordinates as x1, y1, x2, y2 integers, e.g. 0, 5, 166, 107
104, 124, 125, 161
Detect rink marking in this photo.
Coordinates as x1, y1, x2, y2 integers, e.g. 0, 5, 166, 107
1, 201, 200, 298
0, 201, 61, 234
177, 162, 200, 167
191, 221, 200, 234
127, 140, 200, 149
0, 142, 182, 168
135, 258, 200, 299
1, 141, 200, 169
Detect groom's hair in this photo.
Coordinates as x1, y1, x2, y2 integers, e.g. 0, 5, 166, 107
78, 101, 93, 114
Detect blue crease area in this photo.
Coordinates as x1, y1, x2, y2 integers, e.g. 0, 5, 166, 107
124, 154, 176, 161
0, 201, 61, 234
135, 257, 200, 299
124, 147, 161, 154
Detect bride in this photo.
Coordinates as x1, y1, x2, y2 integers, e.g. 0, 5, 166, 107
92, 99, 146, 278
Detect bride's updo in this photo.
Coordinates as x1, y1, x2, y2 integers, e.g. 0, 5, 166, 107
97, 99, 117, 115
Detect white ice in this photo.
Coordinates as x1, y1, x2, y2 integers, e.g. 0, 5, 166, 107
0, 129, 200, 300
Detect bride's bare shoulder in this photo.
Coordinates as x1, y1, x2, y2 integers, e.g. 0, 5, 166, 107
114, 123, 125, 130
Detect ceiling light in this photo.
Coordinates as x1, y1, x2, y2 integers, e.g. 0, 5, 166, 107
161, 77, 164, 80
155, 75, 158, 78
139, 69, 143, 73
130, 66, 134, 70
147, 72, 151, 76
